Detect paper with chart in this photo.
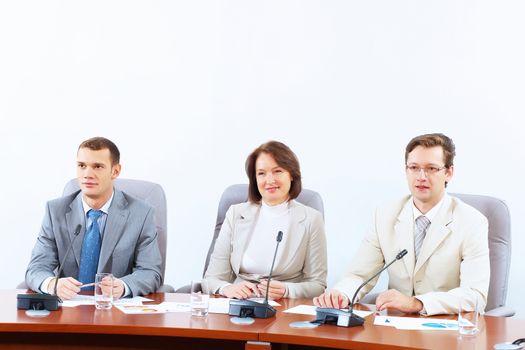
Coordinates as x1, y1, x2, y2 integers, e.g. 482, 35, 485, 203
374, 315, 459, 330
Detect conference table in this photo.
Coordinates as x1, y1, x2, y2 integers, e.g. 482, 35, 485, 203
1, 290, 523, 350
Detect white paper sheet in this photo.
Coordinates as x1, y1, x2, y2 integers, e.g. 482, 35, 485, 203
248, 298, 281, 307
208, 298, 231, 314
374, 315, 459, 330
156, 302, 191, 312
61, 295, 152, 307
115, 304, 168, 314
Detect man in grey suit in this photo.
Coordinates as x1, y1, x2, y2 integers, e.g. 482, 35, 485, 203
26, 137, 162, 300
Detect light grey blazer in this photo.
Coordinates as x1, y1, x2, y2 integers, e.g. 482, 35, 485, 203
204, 200, 327, 298
25, 189, 163, 296
334, 195, 490, 315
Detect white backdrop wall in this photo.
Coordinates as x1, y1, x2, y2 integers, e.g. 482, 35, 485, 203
1, 1, 524, 318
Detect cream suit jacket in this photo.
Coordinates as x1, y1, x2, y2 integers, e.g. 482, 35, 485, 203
334, 195, 489, 315
204, 200, 327, 298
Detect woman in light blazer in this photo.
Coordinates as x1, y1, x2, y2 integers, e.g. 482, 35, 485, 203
203, 141, 327, 300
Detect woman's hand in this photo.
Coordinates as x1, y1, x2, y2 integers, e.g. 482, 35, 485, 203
257, 279, 286, 300
222, 281, 261, 299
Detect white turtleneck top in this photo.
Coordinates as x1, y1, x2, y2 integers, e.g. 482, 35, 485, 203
239, 200, 290, 275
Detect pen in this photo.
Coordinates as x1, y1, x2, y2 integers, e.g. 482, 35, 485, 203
81, 282, 95, 288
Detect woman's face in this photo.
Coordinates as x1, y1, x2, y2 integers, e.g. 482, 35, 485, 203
255, 152, 292, 206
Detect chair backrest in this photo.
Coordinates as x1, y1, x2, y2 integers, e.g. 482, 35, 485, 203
202, 183, 325, 276
452, 193, 511, 312
63, 178, 169, 283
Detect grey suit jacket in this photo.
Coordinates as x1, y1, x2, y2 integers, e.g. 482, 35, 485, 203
25, 189, 163, 296
204, 200, 327, 298
334, 195, 490, 315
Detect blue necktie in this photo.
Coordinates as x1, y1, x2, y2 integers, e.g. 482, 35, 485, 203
78, 209, 103, 288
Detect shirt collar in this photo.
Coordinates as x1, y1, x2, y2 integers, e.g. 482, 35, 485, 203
261, 200, 289, 216
412, 193, 448, 223
81, 191, 114, 215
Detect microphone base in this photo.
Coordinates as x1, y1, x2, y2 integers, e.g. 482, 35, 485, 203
315, 307, 365, 327
229, 299, 276, 319
17, 293, 60, 311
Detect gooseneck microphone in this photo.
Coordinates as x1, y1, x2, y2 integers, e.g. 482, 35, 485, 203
348, 249, 407, 315
263, 230, 283, 306
17, 224, 82, 312
229, 231, 284, 319
54, 224, 83, 300
315, 249, 408, 327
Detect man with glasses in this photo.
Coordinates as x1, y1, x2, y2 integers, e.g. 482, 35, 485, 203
314, 133, 489, 315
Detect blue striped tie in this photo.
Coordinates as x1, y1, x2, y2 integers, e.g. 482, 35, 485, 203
78, 209, 103, 288
415, 215, 430, 261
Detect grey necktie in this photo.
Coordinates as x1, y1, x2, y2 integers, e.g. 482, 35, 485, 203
415, 215, 430, 260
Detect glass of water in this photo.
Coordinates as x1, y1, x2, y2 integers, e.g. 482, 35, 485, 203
95, 273, 114, 310
458, 298, 479, 335
190, 280, 209, 317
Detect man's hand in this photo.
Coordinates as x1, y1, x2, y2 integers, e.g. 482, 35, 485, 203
49, 277, 82, 300
222, 281, 261, 299
313, 289, 349, 309
112, 278, 125, 299
375, 289, 423, 313
257, 279, 286, 300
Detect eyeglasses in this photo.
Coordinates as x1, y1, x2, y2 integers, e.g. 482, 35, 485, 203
406, 165, 447, 175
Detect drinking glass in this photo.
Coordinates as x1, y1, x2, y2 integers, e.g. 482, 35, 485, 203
458, 299, 479, 335
95, 273, 114, 310
190, 280, 209, 317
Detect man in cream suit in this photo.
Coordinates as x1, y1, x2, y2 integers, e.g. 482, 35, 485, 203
26, 137, 162, 300
314, 133, 489, 315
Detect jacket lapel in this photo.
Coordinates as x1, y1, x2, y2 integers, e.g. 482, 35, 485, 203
394, 198, 416, 276
414, 195, 454, 274
275, 200, 307, 273
231, 204, 259, 275
98, 189, 129, 271
66, 191, 86, 268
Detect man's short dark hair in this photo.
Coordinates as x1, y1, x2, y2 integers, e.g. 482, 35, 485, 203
78, 137, 120, 165
405, 133, 455, 168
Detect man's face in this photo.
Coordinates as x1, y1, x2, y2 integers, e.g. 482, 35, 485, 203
76, 147, 120, 203
405, 145, 453, 209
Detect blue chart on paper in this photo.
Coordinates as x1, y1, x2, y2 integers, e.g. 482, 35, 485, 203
421, 323, 458, 329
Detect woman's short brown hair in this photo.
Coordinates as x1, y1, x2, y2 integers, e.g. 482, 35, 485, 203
245, 141, 302, 204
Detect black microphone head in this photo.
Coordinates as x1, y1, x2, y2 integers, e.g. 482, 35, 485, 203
396, 249, 408, 260
276, 231, 283, 242
74, 224, 82, 236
